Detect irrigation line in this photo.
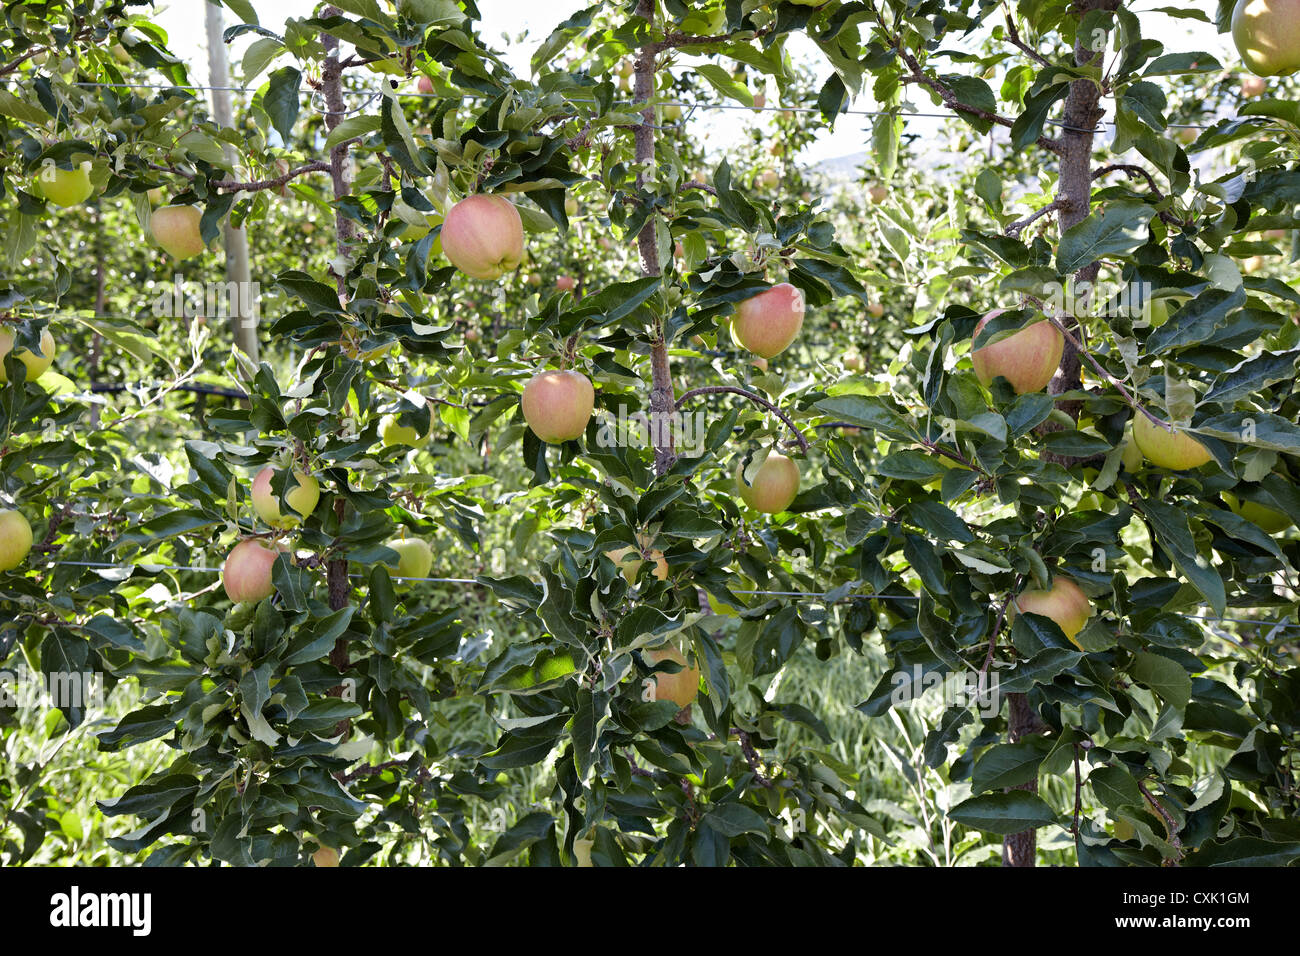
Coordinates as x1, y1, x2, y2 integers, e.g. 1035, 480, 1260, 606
45, 560, 1300, 630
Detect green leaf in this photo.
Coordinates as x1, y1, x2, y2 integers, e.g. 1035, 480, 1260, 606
264, 66, 301, 142
949, 791, 1058, 834
1057, 201, 1154, 273
1129, 650, 1193, 711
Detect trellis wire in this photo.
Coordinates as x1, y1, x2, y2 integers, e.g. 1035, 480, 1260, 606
45, 560, 1300, 629
63, 80, 1234, 134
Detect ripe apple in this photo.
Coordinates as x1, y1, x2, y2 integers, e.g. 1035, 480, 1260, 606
36, 161, 94, 207
222, 538, 282, 603
735, 452, 801, 514
751, 356, 768, 372
251, 466, 320, 528
385, 536, 433, 579
416, 75, 433, 94
1241, 75, 1268, 96
605, 533, 668, 584
732, 283, 805, 358
527, 272, 542, 286
971, 309, 1064, 394
1132, 414, 1213, 470
312, 846, 340, 867
867, 302, 884, 319
1243, 255, 1265, 273
464, 328, 480, 344
844, 351, 864, 372
379, 411, 431, 447
1223, 490, 1293, 532
644, 644, 700, 709
521, 369, 594, 443
151, 204, 206, 259
0, 509, 33, 572
0, 327, 55, 383
440, 194, 524, 280
1232, 0, 1300, 76
556, 275, 577, 291
1010, 576, 1093, 649
868, 184, 888, 204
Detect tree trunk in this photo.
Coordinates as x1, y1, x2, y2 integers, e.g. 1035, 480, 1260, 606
203, 0, 257, 362
321, 11, 353, 738
633, 0, 676, 476
1004, 0, 1121, 867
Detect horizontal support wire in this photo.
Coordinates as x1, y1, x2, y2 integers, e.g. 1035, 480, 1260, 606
43, 560, 1300, 629
59, 80, 1238, 133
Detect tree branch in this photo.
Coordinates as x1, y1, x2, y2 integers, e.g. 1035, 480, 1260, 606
1007, 198, 1067, 237
675, 385, 809, 452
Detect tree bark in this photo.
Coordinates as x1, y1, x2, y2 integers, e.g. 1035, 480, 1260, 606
633, 0, 676, 476
321, 12, 353, 739
203, 0, 257, 362
1005, 0, 1121, 867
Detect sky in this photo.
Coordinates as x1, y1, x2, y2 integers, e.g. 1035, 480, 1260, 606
153, 1, 1233, 168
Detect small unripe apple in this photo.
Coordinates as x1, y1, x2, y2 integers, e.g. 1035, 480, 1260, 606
151, 204, 206, 259
868, 184, 888, 204
440, 194, 524, 280
251, 466, 320, 528
416, 74, 433, 94
1223, 490, 1292, 532
0, 327, 55, 383
605, 533, 668, 584
751, 93, 766, 111
556, 275, 577, 291
146, 186, 163, 204
379, 411, 431, 447
1132, 415, 1213, 470
1241, 74, 1267, 96
464, 328, 480, 343
971, 309, 1064, 394
617, 59, 634, 79
0, 509, 33, 572
1118, 425, 1143, 473
1243, 255, 1265, 273
222, 538, 282, 603
572, 836, 594, 867
644, 644, 700, 709
385, 536, 433, 579
867, 302, 884, 319
662, 103, 683, 121
521, 369, 594, 443
313, 846, 340, 867
751, 357, 768, 372
732, 283, 805, 359
1010, 576, 1093, 649
1232, 0, 1300, 76
757, 168, 779, 188
527, 272, 542, 286
36, 161, 94, 207
735, 453, 800, 514
844, 351, 864, 372
565, 196, 580, 217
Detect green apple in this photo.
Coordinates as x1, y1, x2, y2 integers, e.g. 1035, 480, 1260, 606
0, 327, 55, 383
1133, 415, 1213, 470
0, 509, 33, 572
36, 161, 94, 207
386, 537, 433, 579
